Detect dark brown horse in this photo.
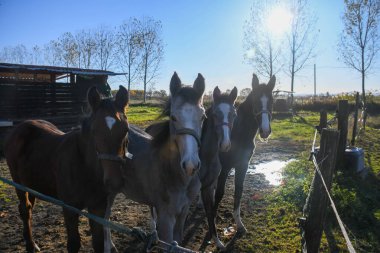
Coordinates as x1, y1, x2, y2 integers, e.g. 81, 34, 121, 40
108, 72, 205, 245
4, 86, 130, 253
212, 74, 276, 247
198, 86, 238, 250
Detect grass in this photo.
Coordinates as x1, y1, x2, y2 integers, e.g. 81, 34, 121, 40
262, 111, 380, 252
125, 104, 164, 129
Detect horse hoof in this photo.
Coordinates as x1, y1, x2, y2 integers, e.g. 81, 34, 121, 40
27, 242, 40, 253
236, 226, 247, 237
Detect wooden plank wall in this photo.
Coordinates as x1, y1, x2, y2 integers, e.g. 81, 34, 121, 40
0, 81, 87, 132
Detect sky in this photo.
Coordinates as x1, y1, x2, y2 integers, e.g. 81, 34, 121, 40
0, 0, 379, 95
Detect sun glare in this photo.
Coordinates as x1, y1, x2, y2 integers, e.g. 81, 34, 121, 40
266, 6, 292, 36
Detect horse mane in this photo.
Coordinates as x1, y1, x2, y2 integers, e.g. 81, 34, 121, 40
150, 120, 170, 148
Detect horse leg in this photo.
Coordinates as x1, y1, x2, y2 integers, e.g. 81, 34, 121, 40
213, 166, 230, 220
150, 206, 158, 232
173, 205, 189, 244
201, 186, 225, 250
233, 164, 249, 235
16, 190, 40, 253
63, 209, 81, 253
88, 204, 107, 253
156, 209, 175, 243
103, 193, 118, 253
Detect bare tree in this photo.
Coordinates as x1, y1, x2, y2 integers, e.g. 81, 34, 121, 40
29, 45, 43, 65
116, 18, 142, 91
338, 0, 380, 107
94, 25, 116, 71
44, 40, 63, 66
0, 46, 13, 63
286, 0, 318, 106
136, 17, 164, 103
75, 29, 97, 69
240, 87, 252, 98
0, 44, 29, 64
243, 0, 284, 79
58, 32, 79, 68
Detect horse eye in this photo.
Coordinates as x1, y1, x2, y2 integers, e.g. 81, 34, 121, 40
170, 115, 177, 122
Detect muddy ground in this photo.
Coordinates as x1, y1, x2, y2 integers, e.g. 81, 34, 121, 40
0, 140, 302, 253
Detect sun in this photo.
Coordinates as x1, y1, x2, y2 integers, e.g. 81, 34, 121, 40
265, 5, 292, 36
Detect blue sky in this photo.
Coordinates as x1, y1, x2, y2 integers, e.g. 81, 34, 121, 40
0, 0, 379, 95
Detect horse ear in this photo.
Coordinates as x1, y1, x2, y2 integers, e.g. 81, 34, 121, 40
87, 86, 101, 111
267, 75, 276, 91
251, 73, 259, 89
213, 86, 221, 101
115, 85, 129, 112
170, 72, 182, 95
229, 86, 238, 104
193, 73, 205, 98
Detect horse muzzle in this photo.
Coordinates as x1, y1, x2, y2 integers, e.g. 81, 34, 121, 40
181, 159, 201, 176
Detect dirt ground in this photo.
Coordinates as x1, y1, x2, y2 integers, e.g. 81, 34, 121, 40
0, 140, 302, 253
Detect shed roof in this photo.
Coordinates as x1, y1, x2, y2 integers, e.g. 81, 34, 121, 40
0, 63, 125, 76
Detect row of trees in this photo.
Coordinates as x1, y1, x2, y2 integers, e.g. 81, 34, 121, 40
0, 17, 164, 103
243, 0, 380, 108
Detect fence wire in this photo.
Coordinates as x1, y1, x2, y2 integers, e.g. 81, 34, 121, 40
0, 176, 198, 253
310, 129, 356, 253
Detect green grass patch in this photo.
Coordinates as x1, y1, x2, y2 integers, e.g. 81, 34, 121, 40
126, 104, 164, 129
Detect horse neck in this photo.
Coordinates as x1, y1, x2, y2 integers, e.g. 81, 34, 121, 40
200, 116, 220, 157
232, 100, 259, 143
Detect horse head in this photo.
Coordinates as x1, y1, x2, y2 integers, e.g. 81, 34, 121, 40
211, 86, 238, 152
169, 72, 206, 177
250, 74, 276, 139
86, 85, 130, 193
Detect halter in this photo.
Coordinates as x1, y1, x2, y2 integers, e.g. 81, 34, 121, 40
215, 121, 233, 129
254, 109, 272, 122
174, 127, 201, 147
97, 152, 128, 165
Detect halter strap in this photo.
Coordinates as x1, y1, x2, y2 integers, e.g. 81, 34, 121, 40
215, 121, 233, 129
97, 153, 128, 165
255, 109, 271, 117
175, 127, 201, 147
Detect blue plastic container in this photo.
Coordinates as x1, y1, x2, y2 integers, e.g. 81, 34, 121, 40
344, 147, 365, 172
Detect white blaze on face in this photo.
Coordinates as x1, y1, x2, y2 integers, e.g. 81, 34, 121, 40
260, 95, 270, 135
175, 102, 201, 175
105, 116, 116, 130
218, 103, 231, 151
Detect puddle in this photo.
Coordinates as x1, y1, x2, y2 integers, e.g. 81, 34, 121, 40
249, 159, 295, 186
230, 159, 295, 186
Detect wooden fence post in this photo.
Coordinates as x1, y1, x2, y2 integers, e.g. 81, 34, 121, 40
318, 110, 327, 133
351, 92, 360, 146
301, 128, 340, 253
336, 100, 349, 169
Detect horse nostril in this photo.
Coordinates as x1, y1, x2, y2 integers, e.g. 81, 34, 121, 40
182, 161, 186, 170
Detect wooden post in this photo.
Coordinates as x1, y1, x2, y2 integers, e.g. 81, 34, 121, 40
318, 110, 327, 133
336, 100, 349, 169
302, 129, 340, 253
351, 92, 359, 146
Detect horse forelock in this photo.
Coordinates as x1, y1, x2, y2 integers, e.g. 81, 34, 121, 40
81, 98, 120, 134
161, 86, 203, 117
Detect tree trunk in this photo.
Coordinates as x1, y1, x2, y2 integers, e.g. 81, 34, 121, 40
143, 54, 148, 103
361, 49, 367, 129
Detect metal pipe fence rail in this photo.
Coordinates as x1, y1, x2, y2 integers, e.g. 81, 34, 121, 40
0, 176, 198, 253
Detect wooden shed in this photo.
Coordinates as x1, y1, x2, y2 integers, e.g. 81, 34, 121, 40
0, 63, 123, 144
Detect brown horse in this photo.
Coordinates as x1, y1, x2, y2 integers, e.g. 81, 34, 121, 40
106, 72, 205, 246
4, 86, 130, 253
213, 74, 276, 246
198, 86, 238, 250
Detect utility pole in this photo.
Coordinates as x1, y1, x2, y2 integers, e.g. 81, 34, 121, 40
314, 64, 316, 99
